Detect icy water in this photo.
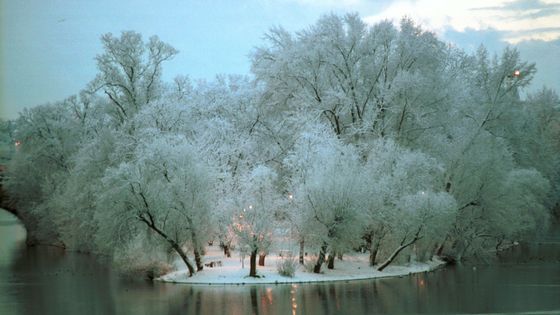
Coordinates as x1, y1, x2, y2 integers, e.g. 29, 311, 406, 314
1, 209, 560, 315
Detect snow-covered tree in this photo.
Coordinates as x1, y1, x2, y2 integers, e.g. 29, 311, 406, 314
232, 165, 282, 277
376, 191, 456, 271
304, 158, 366, 273
0, 120, 15, 165
89, 31, 177, 124
95, 135, 215, 276
286, 131, 366, 273
4, 101, 85, 243
252, 14, 449, 144
506, 88, 560, 211
360, 139, 456, 269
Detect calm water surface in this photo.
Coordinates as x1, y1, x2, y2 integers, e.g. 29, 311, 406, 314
1, 209, 560, 315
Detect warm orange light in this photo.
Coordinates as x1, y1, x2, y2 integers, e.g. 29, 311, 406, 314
513, 70, 521, 77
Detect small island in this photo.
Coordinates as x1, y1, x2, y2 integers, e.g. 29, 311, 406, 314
158, 246, 445, 285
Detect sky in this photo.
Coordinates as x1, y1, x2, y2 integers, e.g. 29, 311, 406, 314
1, 0, 559, 119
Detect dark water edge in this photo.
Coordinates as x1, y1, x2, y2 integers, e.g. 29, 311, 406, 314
1, 209, 560, 315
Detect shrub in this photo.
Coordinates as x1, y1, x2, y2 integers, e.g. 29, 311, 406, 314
277, 254, 297, 277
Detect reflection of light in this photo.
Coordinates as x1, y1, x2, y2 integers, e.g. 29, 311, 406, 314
419, 279, 425, 287
291, 284, 298, 315
266, 287, 273, 305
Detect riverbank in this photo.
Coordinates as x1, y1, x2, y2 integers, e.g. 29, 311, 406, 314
157, 246, 446, 285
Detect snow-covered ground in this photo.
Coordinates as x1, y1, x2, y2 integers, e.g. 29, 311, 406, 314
157, 246, 446, 285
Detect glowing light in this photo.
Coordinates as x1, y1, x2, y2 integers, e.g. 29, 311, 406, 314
291, 283, 298, 315
248, 205, 253, 210
14, 140, 21, 147
513, 69, 521, 77
288, 194, 293, 200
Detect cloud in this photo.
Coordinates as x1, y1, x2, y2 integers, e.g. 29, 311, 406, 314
472, 0, 560, 13
363, 0, 560, 43
443, 27, 508, 53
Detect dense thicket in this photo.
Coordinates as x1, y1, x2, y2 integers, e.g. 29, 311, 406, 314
3, 14, 559, 277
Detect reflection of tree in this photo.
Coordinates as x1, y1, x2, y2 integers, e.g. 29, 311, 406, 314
316, 285, 332, 314
250, 286, 260, 315
195, 290, 203, 315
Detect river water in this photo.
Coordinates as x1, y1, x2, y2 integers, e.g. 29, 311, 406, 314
1, 209, 560, 314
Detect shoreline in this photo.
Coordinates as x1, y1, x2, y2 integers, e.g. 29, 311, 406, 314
157, 247, 447, 286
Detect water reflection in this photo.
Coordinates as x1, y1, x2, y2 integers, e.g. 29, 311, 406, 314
290, 284, 297, 315
1, 209, 560, 315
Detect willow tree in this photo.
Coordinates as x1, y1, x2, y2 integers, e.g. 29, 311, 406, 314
96, 135, 215, 276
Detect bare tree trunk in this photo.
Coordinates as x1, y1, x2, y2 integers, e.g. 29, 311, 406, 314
220, 240, 231, 257
224, 244, 231, 257
377, 241, 415, 272
327, 253, 335, 269
193, 247, 204, 271
436, 243, 444, 256
258, 253, 266, 266
249, 249, 258, 277
171, 241, 196, 276
139, 214, 196, 276
378, 227, 422, 272
192, 233, 204, 271
314, 242, 328, 273
299, 238, 305, 265
369, 239, 380, 267
436, 234, 449, 256
495, 235, 505, 252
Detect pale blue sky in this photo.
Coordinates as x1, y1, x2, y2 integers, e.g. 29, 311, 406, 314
1, 0, 559, 119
